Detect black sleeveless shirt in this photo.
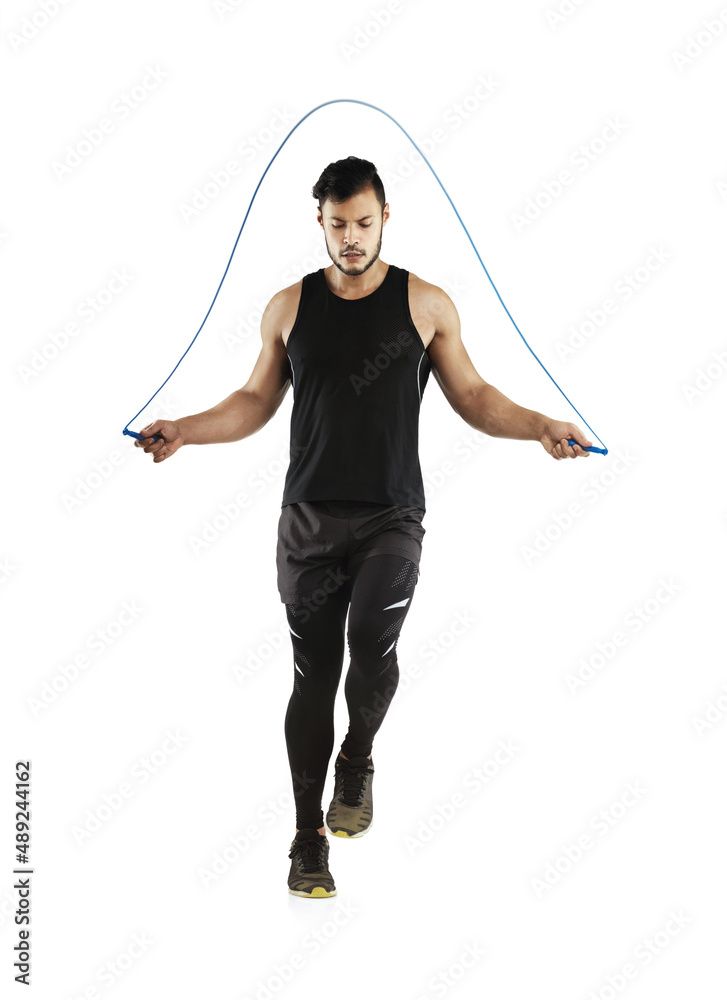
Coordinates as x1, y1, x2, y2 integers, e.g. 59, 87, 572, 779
280, 263, 431, 509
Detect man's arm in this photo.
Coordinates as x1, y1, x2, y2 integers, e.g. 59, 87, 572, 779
134, 285, 295, 462
424, 285, 593, 460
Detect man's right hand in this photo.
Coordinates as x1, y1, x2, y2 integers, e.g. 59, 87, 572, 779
133, 420, 184, 463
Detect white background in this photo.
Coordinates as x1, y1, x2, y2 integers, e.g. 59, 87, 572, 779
3, 0, 726, 997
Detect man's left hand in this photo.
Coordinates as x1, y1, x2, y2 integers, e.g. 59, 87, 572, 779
540, 420, 592, 460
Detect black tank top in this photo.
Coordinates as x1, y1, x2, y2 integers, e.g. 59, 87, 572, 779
281, 263, 431, 509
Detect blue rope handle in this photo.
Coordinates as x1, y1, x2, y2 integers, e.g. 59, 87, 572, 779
567, 439, 606, 454
123, 97, 607, 455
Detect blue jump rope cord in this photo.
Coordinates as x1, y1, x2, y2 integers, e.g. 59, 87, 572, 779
122, 97, 608, 455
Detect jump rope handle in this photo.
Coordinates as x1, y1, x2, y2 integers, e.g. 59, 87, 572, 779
568, 438, 608, 455
123, 428, 161, 444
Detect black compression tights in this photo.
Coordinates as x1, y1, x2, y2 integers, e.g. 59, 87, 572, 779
284, 552, 420, 830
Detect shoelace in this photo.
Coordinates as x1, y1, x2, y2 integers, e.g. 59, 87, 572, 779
289, 838, 327, 873
338, 760, 373, 807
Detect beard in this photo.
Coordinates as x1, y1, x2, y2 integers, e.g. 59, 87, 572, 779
325, 227, 383, 276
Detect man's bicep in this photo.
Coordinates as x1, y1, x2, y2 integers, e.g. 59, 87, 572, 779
242, 292, 292, 407
427, 289, 487, 414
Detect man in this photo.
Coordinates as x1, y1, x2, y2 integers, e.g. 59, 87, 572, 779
135, 155, 592, 898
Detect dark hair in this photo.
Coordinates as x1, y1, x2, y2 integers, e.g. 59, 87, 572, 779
312, 155, 386, 214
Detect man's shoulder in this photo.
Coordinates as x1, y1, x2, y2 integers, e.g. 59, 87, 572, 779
274, 274, 307, 301
267, 275, 307, 319
406, 269, 451, 312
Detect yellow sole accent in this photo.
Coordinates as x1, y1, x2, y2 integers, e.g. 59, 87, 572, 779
289, 886, 336, 897
325, 818, 373, 839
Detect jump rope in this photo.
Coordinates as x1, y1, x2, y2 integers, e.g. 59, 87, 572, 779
122, 98, 608, 456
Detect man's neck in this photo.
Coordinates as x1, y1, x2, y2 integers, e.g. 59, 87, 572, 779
323, 260, 389, 299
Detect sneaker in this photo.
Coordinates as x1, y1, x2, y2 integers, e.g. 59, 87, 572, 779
287, 829, 337, 897
325, 755, 375, 838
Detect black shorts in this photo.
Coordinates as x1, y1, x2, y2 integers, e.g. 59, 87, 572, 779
276, 500, 426, 603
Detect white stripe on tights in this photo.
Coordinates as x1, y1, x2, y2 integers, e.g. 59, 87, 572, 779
383, 598, 409, 610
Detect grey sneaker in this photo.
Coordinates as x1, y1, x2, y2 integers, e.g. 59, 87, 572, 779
325, 755, 375, 838
287, 829, 337, 897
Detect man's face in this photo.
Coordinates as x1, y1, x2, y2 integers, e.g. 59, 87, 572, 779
318, 186, 389, 276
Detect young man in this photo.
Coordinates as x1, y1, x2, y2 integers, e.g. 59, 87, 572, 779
135, 156, 593, 898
